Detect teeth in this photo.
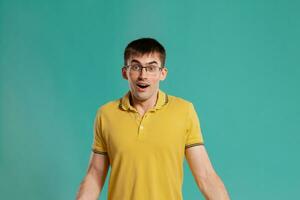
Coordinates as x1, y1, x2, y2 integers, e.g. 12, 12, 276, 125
137, 83, 149, 86
137, 83, 149, 88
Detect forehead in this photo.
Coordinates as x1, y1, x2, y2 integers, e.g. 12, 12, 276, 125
128, 52, 161, 64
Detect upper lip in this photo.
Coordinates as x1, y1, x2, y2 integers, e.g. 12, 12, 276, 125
136, 82, 150, 86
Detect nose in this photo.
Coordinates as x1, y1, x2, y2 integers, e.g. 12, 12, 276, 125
138, 67, 147, 78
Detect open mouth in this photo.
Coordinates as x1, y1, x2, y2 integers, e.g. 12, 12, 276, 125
136, 83, 150, 89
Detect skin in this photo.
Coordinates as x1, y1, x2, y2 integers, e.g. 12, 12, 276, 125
76, 152, 109, 200
76, 52, 230, 200
185, 146, 230, 200
121, 52, 168, 116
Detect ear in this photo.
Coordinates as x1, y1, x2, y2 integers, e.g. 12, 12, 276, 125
159, 67, 168, 81
122, 67, 128, 80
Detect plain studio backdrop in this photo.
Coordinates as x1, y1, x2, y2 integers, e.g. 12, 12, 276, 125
0, 0, 299, 199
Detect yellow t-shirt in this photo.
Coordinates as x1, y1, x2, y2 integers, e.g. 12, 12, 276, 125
92, 89, 204, 200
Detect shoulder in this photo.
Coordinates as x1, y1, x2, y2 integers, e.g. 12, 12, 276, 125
95, 98, 121, 116
167, 93, 194, 108
165, 93, 197, 116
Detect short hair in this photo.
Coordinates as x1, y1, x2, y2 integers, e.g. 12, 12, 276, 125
124, 38, 166, 66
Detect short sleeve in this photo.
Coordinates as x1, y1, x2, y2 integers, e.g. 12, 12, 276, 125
185, 102, 204, 149
91, 108, 108, 155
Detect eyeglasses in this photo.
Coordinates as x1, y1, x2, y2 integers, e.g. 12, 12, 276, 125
125, 63, 163, 75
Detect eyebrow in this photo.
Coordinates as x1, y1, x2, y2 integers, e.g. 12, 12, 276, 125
131, 59, 159, 65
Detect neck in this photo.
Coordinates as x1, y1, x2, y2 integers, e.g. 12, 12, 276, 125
129, 90, 159, 114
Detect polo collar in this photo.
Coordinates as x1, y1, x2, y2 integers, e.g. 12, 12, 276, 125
119, 89, 169, 112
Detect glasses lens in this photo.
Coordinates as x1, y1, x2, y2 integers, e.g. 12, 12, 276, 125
146, 65, 157, 73
128, 64, 161, 75
130, 64, 141, 71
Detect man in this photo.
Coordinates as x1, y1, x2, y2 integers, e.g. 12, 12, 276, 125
76, 38, 230, 200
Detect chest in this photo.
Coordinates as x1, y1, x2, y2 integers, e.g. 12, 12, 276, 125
102, 110, 187, 162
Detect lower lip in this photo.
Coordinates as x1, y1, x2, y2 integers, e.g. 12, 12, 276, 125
137, 86, 149, 92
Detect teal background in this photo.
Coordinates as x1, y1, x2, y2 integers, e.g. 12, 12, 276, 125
1, 0, 299, 199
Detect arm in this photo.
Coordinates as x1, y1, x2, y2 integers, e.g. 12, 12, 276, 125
76, 152, 110, 200
185, 145, 230, 200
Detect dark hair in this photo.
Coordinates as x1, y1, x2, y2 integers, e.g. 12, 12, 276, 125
124, 38, 166, 66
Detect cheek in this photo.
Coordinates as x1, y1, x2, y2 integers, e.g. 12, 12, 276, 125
127, 73, 138, 81
128, 75, 139, 87
150, 76, 161, 84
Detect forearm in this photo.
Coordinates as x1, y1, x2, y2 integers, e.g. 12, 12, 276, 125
196, 172, 230, 200
76, 169, 106, 200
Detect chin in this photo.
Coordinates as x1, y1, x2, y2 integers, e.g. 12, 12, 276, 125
135, 93, 150, 101
133, 90, 151, 100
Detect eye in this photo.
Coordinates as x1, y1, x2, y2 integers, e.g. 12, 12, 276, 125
147, 65, 157, 72
131, 64, 140, 71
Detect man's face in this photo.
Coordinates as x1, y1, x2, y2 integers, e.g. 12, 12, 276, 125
122, 52, 168, 102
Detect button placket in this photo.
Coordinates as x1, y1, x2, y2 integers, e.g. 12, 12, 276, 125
138, 118, 144, 138
137, 112, 150, 139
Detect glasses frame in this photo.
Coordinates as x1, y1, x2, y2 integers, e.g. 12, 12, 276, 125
124, 64, 164, 74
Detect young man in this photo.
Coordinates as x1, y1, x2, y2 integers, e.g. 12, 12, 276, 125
76, 38, 230, 200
